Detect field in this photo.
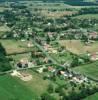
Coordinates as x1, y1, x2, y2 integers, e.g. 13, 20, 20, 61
73, 61, 98, 80
0, 70, 53, 100
0, 39, 34, 55
84, 92, 98, 100
73, 14, 98, 19
41, 10, 76, 18
59, 40, 98, 55
0, 74, 37, 100
0, 7, 11, 12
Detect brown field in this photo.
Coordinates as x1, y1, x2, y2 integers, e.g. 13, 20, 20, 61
59, 40, 98, 55
41, 10, 76, 18
0, 39, 33, 55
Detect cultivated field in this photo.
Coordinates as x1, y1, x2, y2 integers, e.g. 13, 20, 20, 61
0, 39, 33, 55
59, 40, 98, 55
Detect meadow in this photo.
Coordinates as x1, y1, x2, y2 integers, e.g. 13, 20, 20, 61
73, 61, 98, 80
0, 70, 54, 100
84, 92, 98, 100
0, 74, 37, 100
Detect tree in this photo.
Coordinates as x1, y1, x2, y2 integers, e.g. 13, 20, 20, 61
47, 84, 54, 93
41, 92, 56, 100
0, 43, 12, 72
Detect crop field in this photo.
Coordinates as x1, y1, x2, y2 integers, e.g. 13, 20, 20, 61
59, 40, 98, 55
0, 39, 34, 55
73, 61, 98, 80
41, 10, 76, 18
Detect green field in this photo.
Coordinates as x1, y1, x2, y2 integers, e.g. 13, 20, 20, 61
84, 92, 98, 100
0, 74, 37, 100
0, 70, 53, 100
73, 14, 98, 19
73, 61, 98, 80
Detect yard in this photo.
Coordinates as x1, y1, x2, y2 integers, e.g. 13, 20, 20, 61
59, 40, 98, 55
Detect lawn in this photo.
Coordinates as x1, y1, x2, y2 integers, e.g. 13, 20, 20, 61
59, 40, 98, 55
73, 61, 98, 80
84, 92, 98, 100
0, 39, 34, 55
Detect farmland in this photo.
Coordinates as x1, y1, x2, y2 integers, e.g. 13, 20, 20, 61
73, 61, 98, 80
73, 14, 98, 19
0, 39, 34, 55
0, 74, 37, 100
84, 92, 98, 100
59, 40, 98, 55
0, 0, 98, 100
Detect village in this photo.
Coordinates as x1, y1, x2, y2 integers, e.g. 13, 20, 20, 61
0, 0, 98, 100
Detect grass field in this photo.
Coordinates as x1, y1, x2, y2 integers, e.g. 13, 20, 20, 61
73, 61, 98, 80
0, 70, 53, 100
84, 92, 98, 100
50, 52, 73, 64
19, 70, 51, 96
0, 25, 10, 32
0, 39, 34, 55
9, 53, 31, 62
59, 40, 98, 55
0, 74, 37, 100
73, 14, 98, 19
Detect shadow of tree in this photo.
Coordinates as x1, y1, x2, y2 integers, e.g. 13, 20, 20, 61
0, 43, 12, 72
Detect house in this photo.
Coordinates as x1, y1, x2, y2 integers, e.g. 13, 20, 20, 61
37, 66, 46, 73
91, 52, 98, 61
17, 59, 29, 68
89, 32, 98, 39
48, 66, 56, 72
27, 42, 33, 47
